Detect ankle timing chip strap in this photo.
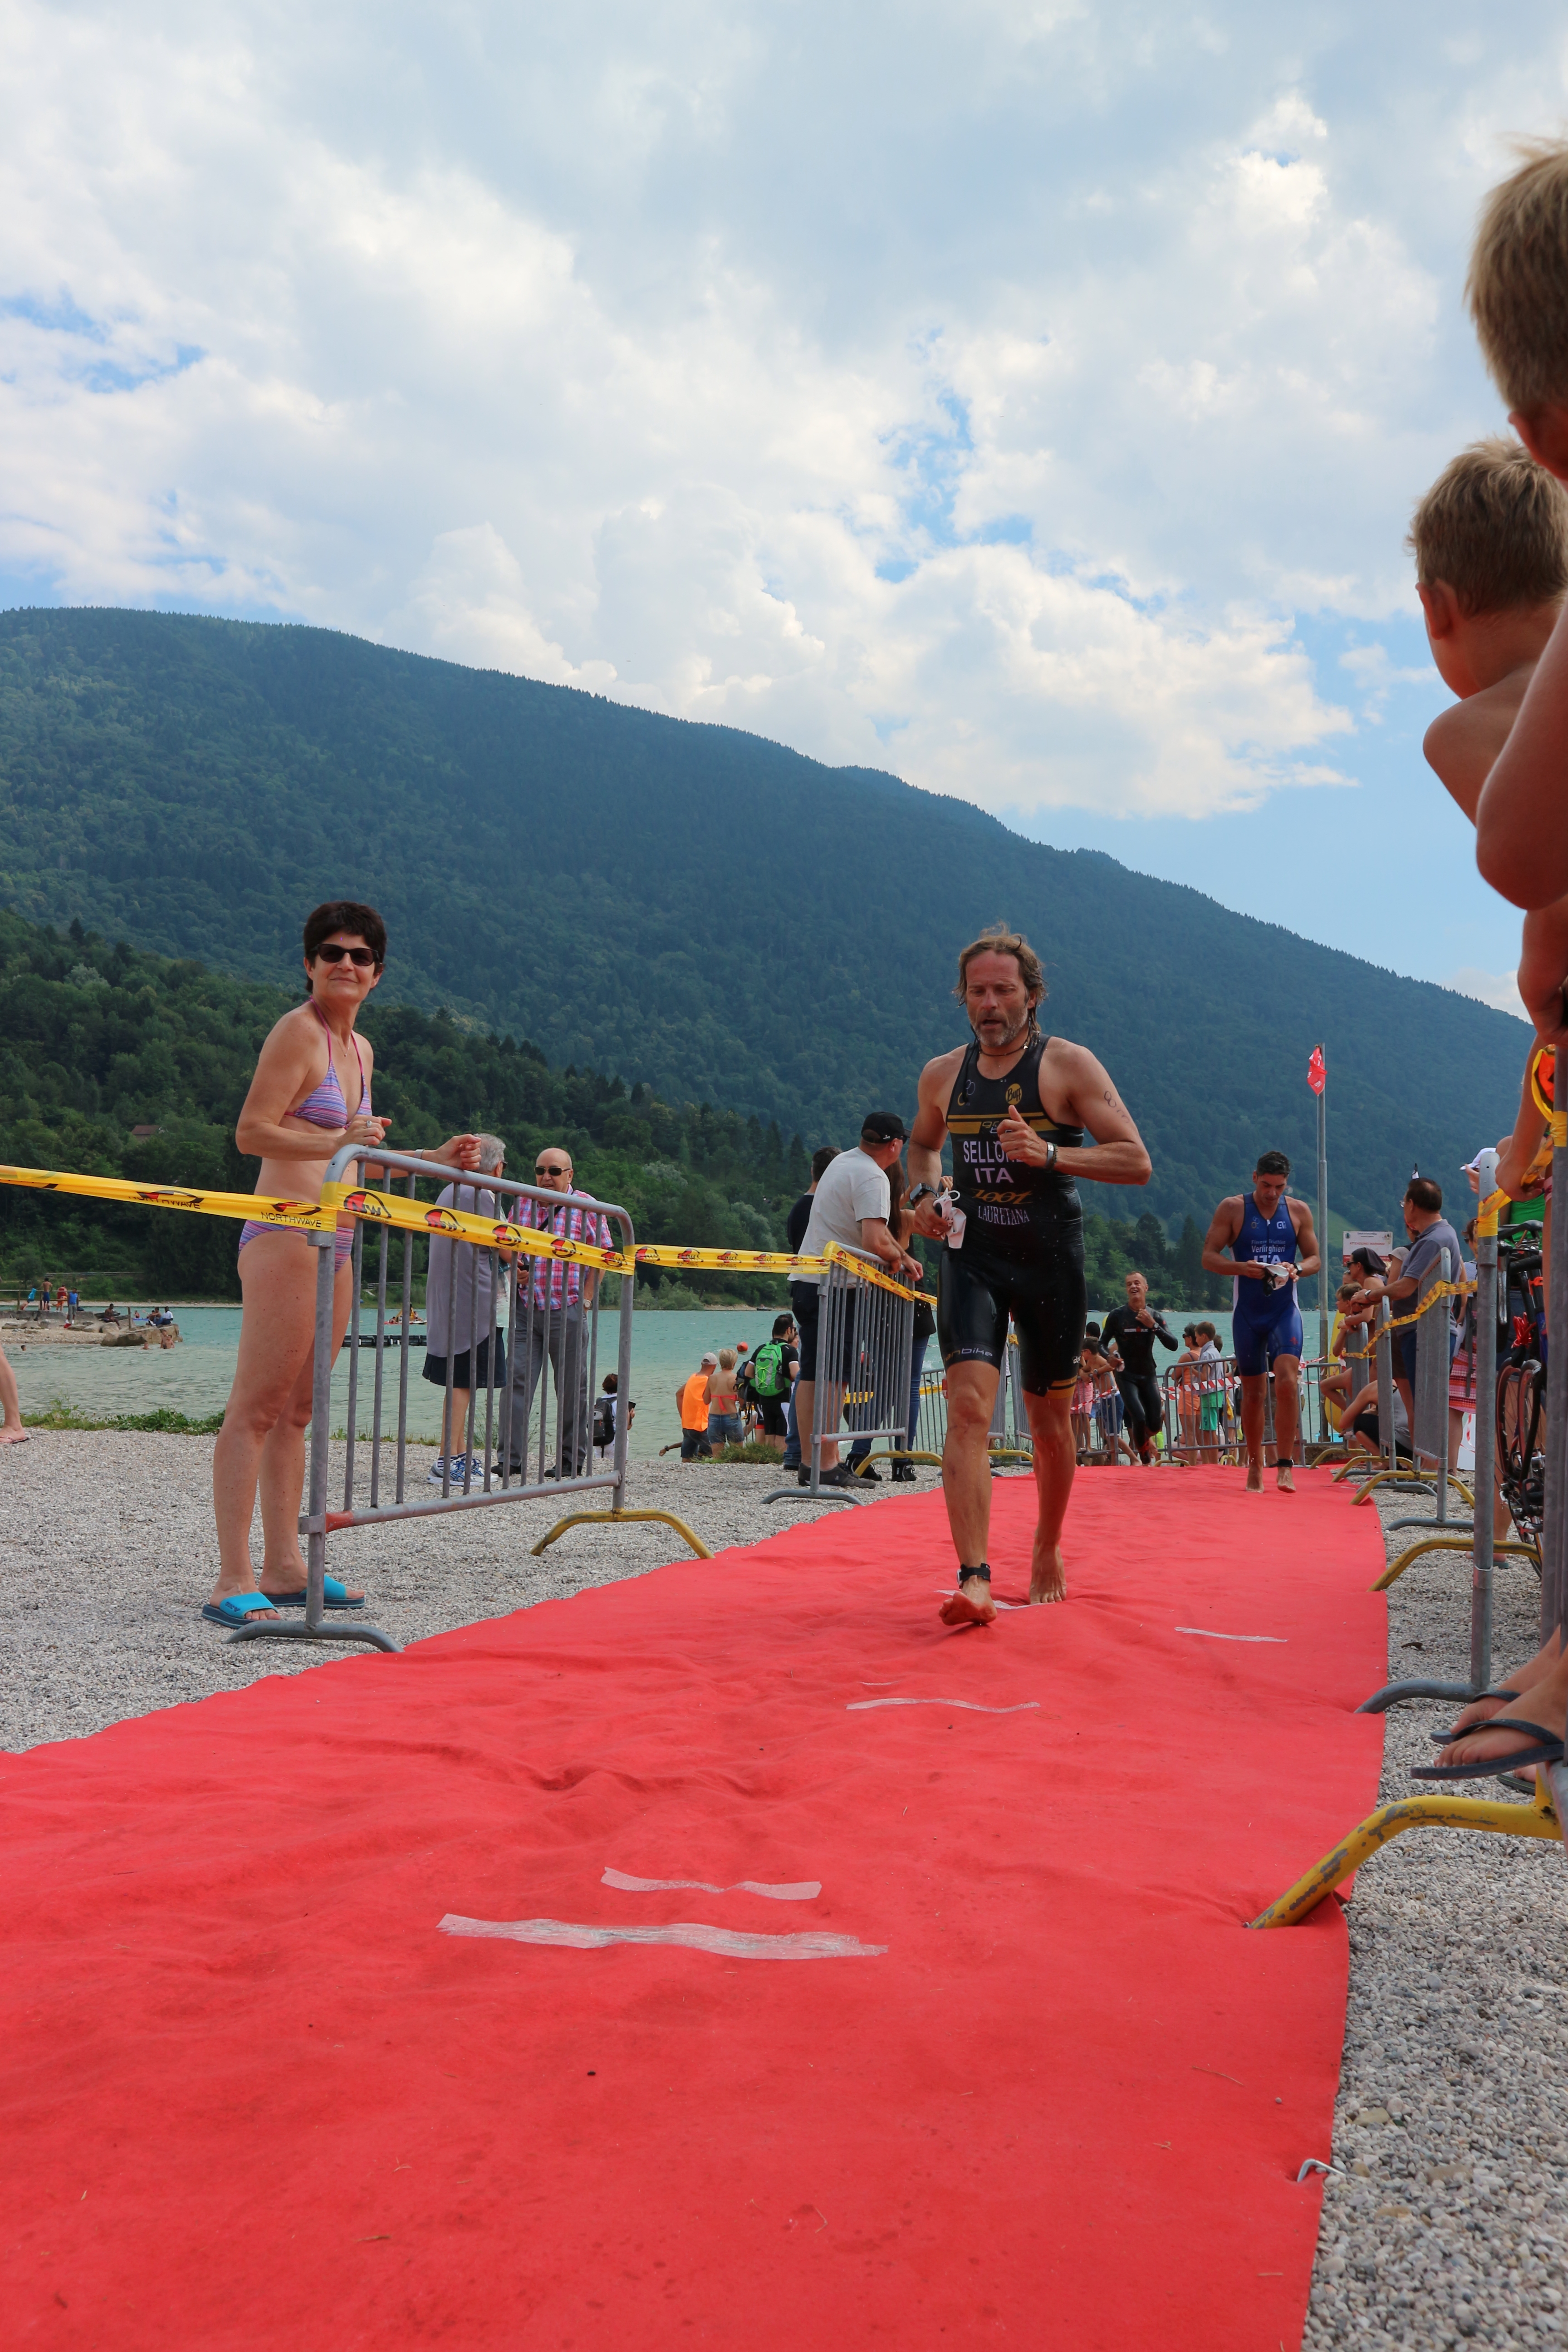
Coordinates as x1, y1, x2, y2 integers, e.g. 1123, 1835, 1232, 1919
961, 1563, 991, 1583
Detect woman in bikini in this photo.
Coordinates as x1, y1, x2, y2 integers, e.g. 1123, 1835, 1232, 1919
206, 902, 478, 1629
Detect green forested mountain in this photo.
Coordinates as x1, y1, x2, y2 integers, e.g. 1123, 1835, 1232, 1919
0, 606, 1528, 1246
0, 910, 1207, 1305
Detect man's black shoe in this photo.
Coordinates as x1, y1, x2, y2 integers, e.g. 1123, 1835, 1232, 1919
797, 1466, 812, 1487
852, 1461, 882, 1482
817, 1465, 857, 1489
891, 1463, 917, 1483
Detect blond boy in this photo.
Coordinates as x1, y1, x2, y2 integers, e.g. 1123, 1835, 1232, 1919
1466, 147, 1568, 945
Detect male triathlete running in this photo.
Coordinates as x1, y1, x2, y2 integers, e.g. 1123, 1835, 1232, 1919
1096, 1271, 1177, 1464
907, 927, 1153, 1626
1200, 1150, 1322, 1494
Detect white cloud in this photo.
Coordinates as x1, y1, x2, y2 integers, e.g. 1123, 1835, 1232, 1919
1447, 965, 1527, 1018
0, 0, 1566, 824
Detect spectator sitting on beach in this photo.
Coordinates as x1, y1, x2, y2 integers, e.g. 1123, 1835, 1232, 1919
678, 1355, 717, 1461
98, 1302, 120, 1325
706, 1349, 744, 1450
423, 1133, 511, 1488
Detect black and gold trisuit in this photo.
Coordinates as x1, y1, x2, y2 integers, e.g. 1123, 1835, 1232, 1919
937, 1031, 1088, 1396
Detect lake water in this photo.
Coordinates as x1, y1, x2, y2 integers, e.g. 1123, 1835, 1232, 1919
8, 1296, 1319, 1458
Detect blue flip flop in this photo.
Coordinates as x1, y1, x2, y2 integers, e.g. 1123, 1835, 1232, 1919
1412, 1717, 1564, 1781
201, 1592, 281, 1629
261, 1576, 366, 1612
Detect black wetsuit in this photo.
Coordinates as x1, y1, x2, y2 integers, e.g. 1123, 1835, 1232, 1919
936, 1033, 1087, 1395
1098, 1303, 1176, 1449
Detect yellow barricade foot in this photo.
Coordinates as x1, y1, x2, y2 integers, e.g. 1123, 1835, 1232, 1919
530, 1508, 713, 1561
1250, 1778, 1560, 1929
1373, 1535, 1543, 1592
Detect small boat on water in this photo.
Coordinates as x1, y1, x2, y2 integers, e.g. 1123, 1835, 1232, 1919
345, 1332, 427, 1349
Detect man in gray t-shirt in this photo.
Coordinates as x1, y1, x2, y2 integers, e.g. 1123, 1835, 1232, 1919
1353, 1177, 1463, 1460
788, 1112, 924, 1488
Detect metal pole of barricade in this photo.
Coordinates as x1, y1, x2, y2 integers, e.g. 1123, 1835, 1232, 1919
1375, 1299, 1398, 1480
1541, 1124, 1568, 1832
1468, 1184, 1500, 1700
226, 1224, 399, 1654
220, 1144, 698, 1629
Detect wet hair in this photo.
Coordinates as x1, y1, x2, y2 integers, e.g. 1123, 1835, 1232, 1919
1406, 1176, 1443, 1214
303, 902, 386, 990
954, 926, 1046, 1014
1254, 1150, 1291, 1179
1467, 141, 1568, 411
1408, 437, 1568, 616
809, 1146, 839, 1182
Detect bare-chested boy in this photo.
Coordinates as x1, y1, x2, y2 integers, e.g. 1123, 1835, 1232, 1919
1407, 154, 1568, 1778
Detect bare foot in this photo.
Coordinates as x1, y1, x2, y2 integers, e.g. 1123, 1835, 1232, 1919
1029, 1543, 1066, 1604
1437, 1652, 1568, 1762
1276, 1464, 1295, 1493
1245, 1460, 1264, 1493
1446, 1637, 1564, 1735
940, 1575, 997, 1629
0, 1426, 29, 1445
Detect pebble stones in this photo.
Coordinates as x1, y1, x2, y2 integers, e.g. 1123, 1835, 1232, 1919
0, 1436, 930, 1751
1303, 1485, 1568, 2349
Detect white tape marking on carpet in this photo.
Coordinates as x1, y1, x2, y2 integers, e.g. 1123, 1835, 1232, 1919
601, 1868, 821, 1901
1174, 1627, 1288, 1642
846, 1697, 1041, 1713
439, 1915, 883, 1959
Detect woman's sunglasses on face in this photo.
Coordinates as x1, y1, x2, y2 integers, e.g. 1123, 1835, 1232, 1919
313, 944, 377, 967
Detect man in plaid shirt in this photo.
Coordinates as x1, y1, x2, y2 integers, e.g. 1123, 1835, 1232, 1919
504, 1144, 610, 1477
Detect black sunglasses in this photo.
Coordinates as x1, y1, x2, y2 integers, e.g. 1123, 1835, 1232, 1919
535, 1161, 570, 1176
313, 944, 377, 968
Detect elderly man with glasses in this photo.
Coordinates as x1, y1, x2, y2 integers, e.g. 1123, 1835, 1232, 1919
502, 1145, 611, 1480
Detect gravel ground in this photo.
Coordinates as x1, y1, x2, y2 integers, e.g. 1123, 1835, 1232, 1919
0, 1434, 929, 1750
1303, 1480, 1568, 2351
5, 1440, 1564, 2341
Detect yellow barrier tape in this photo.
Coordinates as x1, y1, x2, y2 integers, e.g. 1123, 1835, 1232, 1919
319, 1181, 630, 1271
0, 1161, 941, 1299
636, 1245, 826, 1274
1475, 1186, 1507, 1243
1340, 1277, 1473, 1365
0, 1162, 333, 1231
821, 1240, 937, 1307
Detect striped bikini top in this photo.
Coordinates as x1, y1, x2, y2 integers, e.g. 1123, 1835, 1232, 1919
289, 999, 370, 1129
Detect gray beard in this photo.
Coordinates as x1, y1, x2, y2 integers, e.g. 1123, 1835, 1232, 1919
974, 1011, 1033, 1053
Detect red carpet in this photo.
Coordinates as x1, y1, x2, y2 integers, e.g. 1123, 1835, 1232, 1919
1, 1466, 1385, 2349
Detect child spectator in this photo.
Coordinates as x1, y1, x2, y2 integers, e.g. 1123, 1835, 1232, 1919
1458, 149, 1568, 1048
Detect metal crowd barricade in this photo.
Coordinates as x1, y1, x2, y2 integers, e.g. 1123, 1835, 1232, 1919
763, 1243, 916, 1506
224, 1146, 699, 1657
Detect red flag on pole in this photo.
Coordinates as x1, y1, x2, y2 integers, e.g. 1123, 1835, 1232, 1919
1307, 1045, 1326, 1096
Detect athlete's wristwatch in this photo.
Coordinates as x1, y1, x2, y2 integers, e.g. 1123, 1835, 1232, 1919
907, 1183, 937, 1207
1044, 1141, 1058, 1171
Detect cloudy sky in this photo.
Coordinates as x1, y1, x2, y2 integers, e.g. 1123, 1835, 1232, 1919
3, 0, 1564, 1007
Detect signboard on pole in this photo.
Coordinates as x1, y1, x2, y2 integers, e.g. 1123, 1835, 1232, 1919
1342, 1230, 1393, 1264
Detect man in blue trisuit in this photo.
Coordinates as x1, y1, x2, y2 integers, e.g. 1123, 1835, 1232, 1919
1200, 1150, 1323, 1493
